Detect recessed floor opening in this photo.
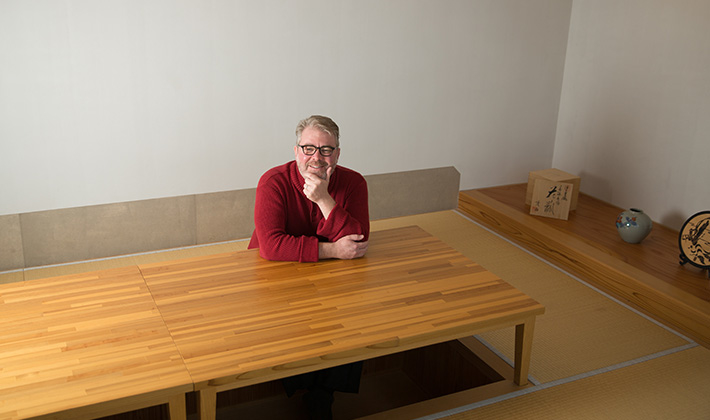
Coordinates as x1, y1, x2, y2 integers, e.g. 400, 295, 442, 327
100, 337, 519, 420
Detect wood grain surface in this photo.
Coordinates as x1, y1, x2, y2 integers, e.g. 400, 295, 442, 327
473, 184, 710, 300
459, 185, 710, 348
139, 226, 544, 395
0, 266, 192, 420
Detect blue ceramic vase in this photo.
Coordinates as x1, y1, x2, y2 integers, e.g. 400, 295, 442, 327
615, 208, 653, 244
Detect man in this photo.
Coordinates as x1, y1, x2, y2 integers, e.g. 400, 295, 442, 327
248, 114, 369, 262
248, 115, 369, 419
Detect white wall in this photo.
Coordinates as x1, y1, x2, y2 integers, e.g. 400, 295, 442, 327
554, 0, 710, 229
0, 0, 571, 216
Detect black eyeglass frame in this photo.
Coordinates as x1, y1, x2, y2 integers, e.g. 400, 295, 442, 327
298, 144, 338, 157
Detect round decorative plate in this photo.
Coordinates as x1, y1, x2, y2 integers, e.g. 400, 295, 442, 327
679, 211, 710, 270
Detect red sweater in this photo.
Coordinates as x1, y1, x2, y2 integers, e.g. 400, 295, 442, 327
248, 161, 370, 262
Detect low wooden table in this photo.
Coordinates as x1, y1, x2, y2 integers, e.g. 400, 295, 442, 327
0, 266, 192, 420
140, 225, 545, 420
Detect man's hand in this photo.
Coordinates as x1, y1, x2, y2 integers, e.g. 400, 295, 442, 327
319, 234, 369, 260
303, 166, 336, 218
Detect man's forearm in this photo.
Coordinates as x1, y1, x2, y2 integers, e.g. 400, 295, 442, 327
318, 234, 368, 260
315, 196, 337, 220
318, 242, 335, 259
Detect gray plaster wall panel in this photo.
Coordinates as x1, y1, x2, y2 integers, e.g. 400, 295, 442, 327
0, 214, 24, 271
20, 196, 196, 267
6, 166, 460, 268
196, 188, 256, 244
366, 167, 460, 220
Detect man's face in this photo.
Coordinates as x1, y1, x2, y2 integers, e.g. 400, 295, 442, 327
294, 126, 340, 179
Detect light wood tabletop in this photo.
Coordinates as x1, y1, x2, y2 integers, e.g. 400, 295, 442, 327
0, 266, 192, 420
139, 225, 545, 420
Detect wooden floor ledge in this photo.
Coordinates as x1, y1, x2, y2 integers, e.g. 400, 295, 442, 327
458, 185, 710, 348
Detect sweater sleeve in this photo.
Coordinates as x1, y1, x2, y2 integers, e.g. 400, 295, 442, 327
317, 175, 370, 243
252, 174, 320, 263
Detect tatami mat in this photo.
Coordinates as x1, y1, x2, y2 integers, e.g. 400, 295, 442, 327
437, 345, 710, 420
5, 210, 707, 418
371, 211, 692, 383
12, 211, 692, 385
0, 270, 23, 285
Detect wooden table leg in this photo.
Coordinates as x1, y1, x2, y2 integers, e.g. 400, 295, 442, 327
197, 388, 218, 420
513, 315, 537, 386
167, 393, 187, 420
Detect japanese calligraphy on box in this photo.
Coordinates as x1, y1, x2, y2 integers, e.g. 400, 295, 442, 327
529, 179, 574, 220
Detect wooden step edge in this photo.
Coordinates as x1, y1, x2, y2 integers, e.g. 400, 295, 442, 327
458, 190, 710, 348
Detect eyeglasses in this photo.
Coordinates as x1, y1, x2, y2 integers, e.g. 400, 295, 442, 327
298, 145, 338, 157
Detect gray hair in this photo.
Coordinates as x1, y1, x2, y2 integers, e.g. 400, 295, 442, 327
295, 115, 340, 147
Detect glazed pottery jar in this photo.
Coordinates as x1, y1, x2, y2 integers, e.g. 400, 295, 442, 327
615, 208, 653, 244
